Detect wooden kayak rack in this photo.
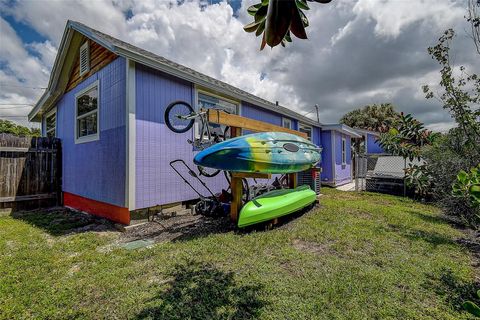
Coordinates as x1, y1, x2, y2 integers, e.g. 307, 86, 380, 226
207, 109, 306, 223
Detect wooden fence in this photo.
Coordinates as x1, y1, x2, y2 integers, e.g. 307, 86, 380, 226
0, 134, 61, 209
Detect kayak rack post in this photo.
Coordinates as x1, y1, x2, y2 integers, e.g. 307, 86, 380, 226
230, 172, 272, 223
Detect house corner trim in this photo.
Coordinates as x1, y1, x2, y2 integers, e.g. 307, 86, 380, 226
126, 59, 136, 210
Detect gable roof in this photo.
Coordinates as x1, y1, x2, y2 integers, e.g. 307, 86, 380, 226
29, 20, 321, 127
352, 128, 381, 137
320, 124, 361, 138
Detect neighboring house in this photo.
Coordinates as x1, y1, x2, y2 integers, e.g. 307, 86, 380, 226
319, 124, 361, 187
29, 21, 358, 224
353, 128, 385, 154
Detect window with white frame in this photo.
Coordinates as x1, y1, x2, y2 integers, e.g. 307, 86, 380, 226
342, 137, 347, 165
282, 118, 292, 129
45, 108, 56, 138
299, 123, 312, 141
75, 81, 99, 142
196, 91, 238, 138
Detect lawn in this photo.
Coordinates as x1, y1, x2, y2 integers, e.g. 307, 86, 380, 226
0, 189, 478, 319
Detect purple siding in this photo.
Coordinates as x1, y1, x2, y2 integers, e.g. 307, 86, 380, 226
334, 132, 352, 185
55, 57, 126, 206
320, 130, 333, 183
135, 65, 227, 209
366, 133, 384, 154
241, 102, 282, 126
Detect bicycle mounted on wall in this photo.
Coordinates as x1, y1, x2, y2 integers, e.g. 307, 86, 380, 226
164, 100, 231, 177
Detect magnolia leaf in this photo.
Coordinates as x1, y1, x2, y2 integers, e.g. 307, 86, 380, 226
247, 3, 262, 16
260, 32, 267, 50
244, 20, 263, 33
254, 5, 268, 22
296, 0, 310, 10
284, 31, 292, 42
256, 19, 266, 37
265, 0, 295, 47
299, 8, 309, 27
290, 7, 308, 39
462, 301, 480, 317
457, 170, 468, 183
262, 0, 269, 5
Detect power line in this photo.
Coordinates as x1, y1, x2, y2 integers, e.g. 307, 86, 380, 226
0, 115, 29, 118
0, 105, 32, 109
0, 84, 47, 90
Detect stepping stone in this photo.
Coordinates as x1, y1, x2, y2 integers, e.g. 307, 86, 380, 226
120, 239, 155, 250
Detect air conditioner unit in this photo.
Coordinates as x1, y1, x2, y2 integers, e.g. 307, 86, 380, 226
297, 168, 321, 195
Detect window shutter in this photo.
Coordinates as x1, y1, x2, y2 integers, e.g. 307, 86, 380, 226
79, 41, 90, 76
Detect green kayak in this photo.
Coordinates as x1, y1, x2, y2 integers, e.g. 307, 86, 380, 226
238, 185, 316, 228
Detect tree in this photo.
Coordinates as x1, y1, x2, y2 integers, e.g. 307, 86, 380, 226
0, 119, 40, 137
340, 103, 401, 132
377, 114, 439, 198
244, 0, 332, 49
416, 1, 480, 226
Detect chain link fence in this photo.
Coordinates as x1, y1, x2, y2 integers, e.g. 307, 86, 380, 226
354, 153, 412, 196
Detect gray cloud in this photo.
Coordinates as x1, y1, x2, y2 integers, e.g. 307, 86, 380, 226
0, 0, 477, 132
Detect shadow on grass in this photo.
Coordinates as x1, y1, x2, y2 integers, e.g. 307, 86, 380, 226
380, 223, 457, 247
11, 208, 116, 236
407, 210, 452, 225
425, 267, 480, 311
136, 261, 266, 320
121, 204, 316, 244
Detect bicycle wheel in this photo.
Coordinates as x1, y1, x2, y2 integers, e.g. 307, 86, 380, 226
197, 165, 221, 178
164, 101, 195, 133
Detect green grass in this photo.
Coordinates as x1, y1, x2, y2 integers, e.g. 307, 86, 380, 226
0, 189, 478, 319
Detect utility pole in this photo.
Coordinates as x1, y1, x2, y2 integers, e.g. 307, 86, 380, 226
314, 104, 320, 123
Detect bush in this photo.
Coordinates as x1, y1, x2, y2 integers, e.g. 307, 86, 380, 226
422, 129, 480, 227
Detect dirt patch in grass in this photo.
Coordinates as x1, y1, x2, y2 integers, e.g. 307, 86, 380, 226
292, 239, 336, 256
11, 207, 117, 236
119, 214, 234, 244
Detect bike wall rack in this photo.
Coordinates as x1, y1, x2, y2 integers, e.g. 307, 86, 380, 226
207, 109, 305, 224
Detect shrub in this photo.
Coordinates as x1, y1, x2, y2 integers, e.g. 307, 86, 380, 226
422, 130, 480, 227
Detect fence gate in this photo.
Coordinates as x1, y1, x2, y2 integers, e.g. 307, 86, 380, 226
0, 134, 62, 209
354, 153, 408, 197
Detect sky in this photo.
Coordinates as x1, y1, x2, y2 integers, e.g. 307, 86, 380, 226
0, 0, 477, 131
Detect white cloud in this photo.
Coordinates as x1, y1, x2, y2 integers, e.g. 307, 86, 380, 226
352, 0, 465, 38
0, 0, 475, 131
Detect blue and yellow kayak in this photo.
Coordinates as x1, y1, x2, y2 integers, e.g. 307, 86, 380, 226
238, 185, 316, 228
193, 132, 321, 173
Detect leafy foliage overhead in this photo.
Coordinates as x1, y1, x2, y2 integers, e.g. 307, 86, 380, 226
0, 119, 40, 137
244, 0, 332, 50
377, 113, 438, 161
340, 103, 401, 132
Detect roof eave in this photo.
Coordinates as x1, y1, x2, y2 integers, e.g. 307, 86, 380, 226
115, 47, 321, 127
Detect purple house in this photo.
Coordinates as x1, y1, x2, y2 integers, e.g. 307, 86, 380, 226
353, 129, 385, 154
29, 21, 358, 224
319, 124, 361, 186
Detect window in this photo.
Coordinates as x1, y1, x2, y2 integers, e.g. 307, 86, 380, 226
282, 118, 292, 129
75, 81, 99, 143
196, 91, 238, 138
299, 123, 312, 141
341, 137, 347, 165
79, 41, 90, 76
45, 108, 56, 138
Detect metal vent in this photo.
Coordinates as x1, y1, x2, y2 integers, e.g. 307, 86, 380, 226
297, 169, 321, 194
79, 41, 90, 76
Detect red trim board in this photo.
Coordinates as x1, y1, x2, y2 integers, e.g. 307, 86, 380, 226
64, 192, 130, 225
